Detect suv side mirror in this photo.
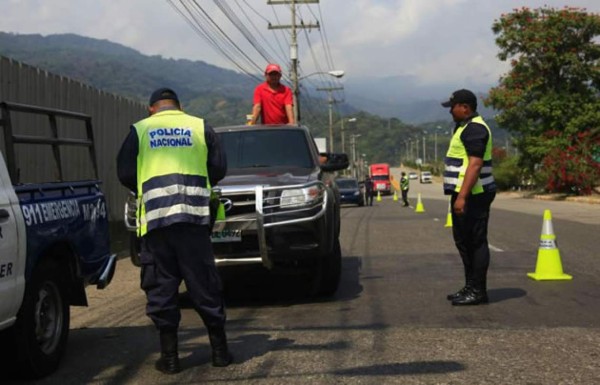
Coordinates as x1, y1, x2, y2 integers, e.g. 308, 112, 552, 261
320, 153, 349, 172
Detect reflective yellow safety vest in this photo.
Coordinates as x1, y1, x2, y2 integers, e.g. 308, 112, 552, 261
443, 115, 495, 195
400, 176, 409, 191
135, 109, 211, 236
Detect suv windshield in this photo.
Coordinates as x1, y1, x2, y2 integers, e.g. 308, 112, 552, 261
219, 129, 314, 169
336, 179, 358, 189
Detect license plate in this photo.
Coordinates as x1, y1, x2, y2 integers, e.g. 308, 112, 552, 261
211, 229, 242, 243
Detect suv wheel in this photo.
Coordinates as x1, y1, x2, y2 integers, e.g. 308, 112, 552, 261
13, 259, 70, 378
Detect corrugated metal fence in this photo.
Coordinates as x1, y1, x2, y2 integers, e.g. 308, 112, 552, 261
0, 55, 147, 220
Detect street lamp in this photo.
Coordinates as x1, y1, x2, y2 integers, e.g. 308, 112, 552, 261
297, 70, 345, 125
299, 70, 345, 79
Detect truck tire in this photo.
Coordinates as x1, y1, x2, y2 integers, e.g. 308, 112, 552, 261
130, 233, 141, 267
14, 259, 70, 379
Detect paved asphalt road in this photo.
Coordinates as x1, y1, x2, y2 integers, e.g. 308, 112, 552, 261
5, 179, 600, 384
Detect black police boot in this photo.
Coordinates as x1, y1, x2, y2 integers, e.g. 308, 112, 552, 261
155, 330, 180, 374
446, 286, 472, 301
208, 326, 233, 367
451, 287, 489, 306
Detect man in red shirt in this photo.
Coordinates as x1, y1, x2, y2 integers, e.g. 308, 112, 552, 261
250, 63, 295, 125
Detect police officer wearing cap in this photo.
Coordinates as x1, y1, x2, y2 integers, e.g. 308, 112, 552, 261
117, 88, 231, 374
441, 89, 496, 306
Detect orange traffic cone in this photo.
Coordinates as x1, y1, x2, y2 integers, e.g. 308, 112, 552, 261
527, 210, 572, 281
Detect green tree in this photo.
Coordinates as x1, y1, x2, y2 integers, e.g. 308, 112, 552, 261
486, 6, 600, 187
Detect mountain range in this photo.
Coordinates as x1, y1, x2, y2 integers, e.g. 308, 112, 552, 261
0, 31, 498, 125
0, 32, 509, 164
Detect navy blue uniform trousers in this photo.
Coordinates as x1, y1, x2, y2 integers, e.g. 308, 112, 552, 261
450, 191, 495, 290
140, 223, 226, 331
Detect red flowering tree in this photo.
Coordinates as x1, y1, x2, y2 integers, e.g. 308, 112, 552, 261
541, 130, 600, 194
485, 7, 600, 193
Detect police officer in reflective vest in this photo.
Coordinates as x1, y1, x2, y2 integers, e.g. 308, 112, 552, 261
441, 89, 496, 306
400, 172, 410, 207
117, 88, 231, 373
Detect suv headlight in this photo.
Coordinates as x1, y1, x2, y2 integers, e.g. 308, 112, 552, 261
280, 185, 322, 208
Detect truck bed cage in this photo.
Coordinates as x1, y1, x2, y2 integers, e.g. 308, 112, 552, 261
0, 101, 98, 183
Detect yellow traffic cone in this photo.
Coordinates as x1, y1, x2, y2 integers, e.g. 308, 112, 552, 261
527, 210, 572, 281
415, 193, 425, 213
444, 198, 452, 227
393, 191, 398, 202
376, 190, 382, 202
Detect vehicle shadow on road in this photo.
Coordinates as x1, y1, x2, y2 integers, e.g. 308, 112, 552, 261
180, 256, 364, 308
332, 360, 465, 376
488, 287, 527, 303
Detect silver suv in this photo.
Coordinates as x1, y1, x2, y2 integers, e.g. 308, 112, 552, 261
420, 171, 432, 184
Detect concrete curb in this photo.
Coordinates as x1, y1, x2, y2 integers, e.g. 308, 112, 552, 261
531, 194, 600, 204
498, 192, 600, 205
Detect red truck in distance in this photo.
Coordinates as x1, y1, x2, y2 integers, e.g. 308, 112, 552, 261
369, 163, 392, 195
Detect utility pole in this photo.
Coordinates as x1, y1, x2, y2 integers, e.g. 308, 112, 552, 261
423, 135, 426, 163
316, 87, 343, 152
268, 0, 319, 124
434, 132, 438, 163
350, 135, 361, 178
415, 137, 419, 160
340, 117, 356, 155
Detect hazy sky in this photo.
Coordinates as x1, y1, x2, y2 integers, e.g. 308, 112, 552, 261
2, 0, 599, 89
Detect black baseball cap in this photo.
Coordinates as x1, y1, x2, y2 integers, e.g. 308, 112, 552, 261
149, 87, 179, 106
441, 89, 477, 108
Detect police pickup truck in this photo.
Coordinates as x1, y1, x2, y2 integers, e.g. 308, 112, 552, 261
0, 102, 116, 378
126, 124, 348, 296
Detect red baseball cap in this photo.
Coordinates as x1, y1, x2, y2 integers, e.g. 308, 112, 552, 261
265, 63, 282, 74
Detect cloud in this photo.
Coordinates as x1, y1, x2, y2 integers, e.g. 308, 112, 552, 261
1, 0, 599, 89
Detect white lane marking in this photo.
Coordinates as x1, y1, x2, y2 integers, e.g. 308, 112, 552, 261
489, 244, 504, 252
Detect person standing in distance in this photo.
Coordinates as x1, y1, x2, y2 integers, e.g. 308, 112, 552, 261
117, 88, 232, 374
441, 89, 496, 306
400, 171, 410, 207
250, 63, 295, 125
364, 175, 374, 206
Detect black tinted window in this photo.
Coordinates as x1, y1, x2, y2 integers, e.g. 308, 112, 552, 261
219, 129, 313, 168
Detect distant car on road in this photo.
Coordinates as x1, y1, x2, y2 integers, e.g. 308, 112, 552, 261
408, 171, 418, 180
337, 177, 364, 206
420, 171, 432, 184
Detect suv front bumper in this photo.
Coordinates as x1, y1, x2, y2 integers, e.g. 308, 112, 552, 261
212, 181, 329, 269
125, 182, 329, 269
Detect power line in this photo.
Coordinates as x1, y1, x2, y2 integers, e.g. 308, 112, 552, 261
214, 1, 274, 64
234, 0, 288, 65
169, 0, 263, 80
